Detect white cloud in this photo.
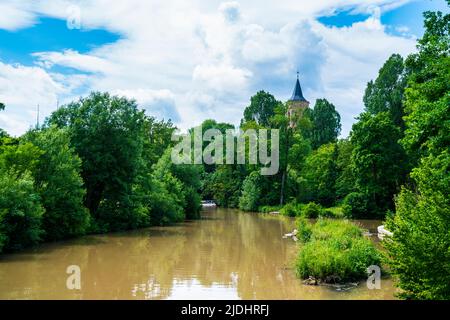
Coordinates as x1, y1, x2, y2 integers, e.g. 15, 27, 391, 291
0, 62, 65, 136
33, 50, 113, 74
0, 2, 36, 31
193, 64, 253, 93
113, 88, 180, 122
0, 0, 420, 137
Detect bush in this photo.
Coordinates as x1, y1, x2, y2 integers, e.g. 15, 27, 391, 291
280, 202, 302, 217
342, 192, 369, 218
301, 202, 322, 218
296, 216, 312, 243
385, 152, 450, 299
239, 172, 261, 212
25, 127, 90, 241
258, 205, 282, 213
319, 207, 345, 219
295, 219, 381, 283
0, 173, 44, 253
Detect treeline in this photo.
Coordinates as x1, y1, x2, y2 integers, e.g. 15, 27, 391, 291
202, 60, 407, 219
0, 93, 202, 253
202, 5, 449, 299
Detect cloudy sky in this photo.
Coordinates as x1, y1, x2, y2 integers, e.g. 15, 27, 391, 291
0, 0, 448, 137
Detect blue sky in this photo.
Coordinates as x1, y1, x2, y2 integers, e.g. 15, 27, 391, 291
0, 0, 448, 136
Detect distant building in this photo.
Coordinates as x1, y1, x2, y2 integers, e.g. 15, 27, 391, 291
287, 73, 310, 127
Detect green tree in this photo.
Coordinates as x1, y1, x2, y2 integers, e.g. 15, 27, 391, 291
386, 4, 450, 300
0, 172, 44, 253
335, 139, 355, 200
0, 137, 44, 253
402, 10, 450, 163
310, 99, 341, 149
243, 91, 281, 127
203, 165, 246, 208
349, 112, 406, 217
25, 127, 90, 241
385, 151, 450, 299
364, 54, 407, 128
299, 143, 338, 206
143, 117, 176, 167
47, 92, 145, 232
239, 171, 262, 211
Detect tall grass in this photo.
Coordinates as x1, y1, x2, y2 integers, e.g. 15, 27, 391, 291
295, 218, 381, 283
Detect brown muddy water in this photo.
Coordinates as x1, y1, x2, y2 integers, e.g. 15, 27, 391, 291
0, 208, 396, 300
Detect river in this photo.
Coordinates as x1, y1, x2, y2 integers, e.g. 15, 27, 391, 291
0, 208, 396, 299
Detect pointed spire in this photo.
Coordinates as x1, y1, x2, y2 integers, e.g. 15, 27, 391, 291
290, 71, 307, 102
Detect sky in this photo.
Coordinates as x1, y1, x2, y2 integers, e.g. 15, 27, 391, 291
0, 0, 448, 137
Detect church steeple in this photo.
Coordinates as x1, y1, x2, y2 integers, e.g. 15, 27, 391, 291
287, 71, 310, 127
289, 71, 308, 103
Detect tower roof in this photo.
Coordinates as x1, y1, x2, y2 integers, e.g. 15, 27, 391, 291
289, 74, 308, 102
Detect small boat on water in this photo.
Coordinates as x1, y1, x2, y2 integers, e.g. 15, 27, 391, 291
201, 200, 217, 208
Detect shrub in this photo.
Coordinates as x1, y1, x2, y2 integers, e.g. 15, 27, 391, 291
296, 216, 312, 243
301, 202, 322, 218
258, 205, 282, 213
342, 192, 369, 218
239, 172, 262, 212
319, 206, 345, 219
280, 202, 302, 217
0, 173, 44, 253
295, 219, 381, 283
385, 152, 450, 299
25, 127, 90, 241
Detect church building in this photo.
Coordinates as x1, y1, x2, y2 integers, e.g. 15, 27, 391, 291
287, 73, 310, 127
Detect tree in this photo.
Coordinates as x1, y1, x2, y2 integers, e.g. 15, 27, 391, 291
310, 99, 341, 149
385, 151, 450, 299
385, 4, 450, 300
0, 172, 44, 253
143, 117, 176, 167
239, 171, 262, 211
203, 165, 246, 208
402, 10, 450, 163
243, 91, 281, 127
25, 127, 90, 241
299, 143, 338, 206
47, 92, 146, 232
335, 139, 355, 200
349, 112, 406, 217
0, 137, 44, 253
364, 54, 407, 128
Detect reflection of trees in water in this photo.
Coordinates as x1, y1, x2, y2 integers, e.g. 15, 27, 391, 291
0, 240, 92, 299
0, 210, 396, 300
172, 209, 299, 299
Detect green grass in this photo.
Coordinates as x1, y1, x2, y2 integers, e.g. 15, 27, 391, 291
258, 205, 282, 213
295, 218, 381, 283
279, 201, 346, 219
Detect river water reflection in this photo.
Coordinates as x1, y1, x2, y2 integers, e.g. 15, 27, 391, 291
0, 208, 396, 299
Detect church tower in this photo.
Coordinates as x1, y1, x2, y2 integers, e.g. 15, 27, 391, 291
287, 72, 309, 127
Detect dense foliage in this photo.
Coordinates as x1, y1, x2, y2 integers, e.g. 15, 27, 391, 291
0, 93, 203, 253
384, 4, 450, 300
